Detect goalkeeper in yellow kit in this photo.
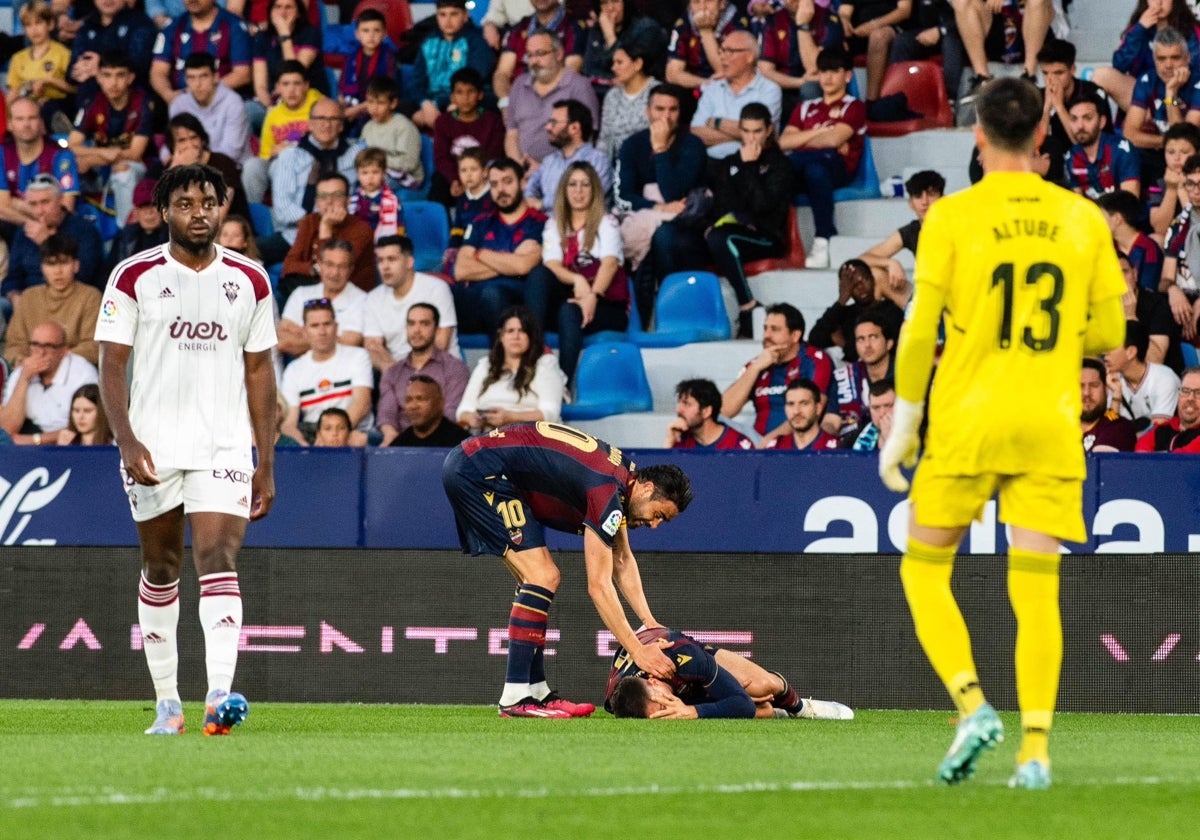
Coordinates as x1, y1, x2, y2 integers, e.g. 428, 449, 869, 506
878, 78, 1126, 791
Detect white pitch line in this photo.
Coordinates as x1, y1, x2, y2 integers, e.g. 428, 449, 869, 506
5, 775, 1200, 809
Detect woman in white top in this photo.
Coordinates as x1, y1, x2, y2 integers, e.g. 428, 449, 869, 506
530, 161, 630, 385
457, 305, 565, 433
597, 42, 655, 162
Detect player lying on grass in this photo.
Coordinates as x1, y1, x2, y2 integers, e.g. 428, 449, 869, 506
605, 627, 853, 720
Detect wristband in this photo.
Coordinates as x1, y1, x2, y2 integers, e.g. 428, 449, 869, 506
796, 23, 811, 31
497, 96, 509, 108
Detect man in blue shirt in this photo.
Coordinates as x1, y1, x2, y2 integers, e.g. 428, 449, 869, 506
452, 156, 547, 334
1064, 93, 1141, 199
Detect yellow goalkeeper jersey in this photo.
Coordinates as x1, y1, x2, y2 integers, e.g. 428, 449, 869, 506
899, 171, 1126, 479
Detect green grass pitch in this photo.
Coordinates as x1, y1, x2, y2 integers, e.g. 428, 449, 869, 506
2, 702, 1199, 839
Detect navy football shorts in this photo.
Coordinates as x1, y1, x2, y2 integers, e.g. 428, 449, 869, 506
442, 446, 548, 556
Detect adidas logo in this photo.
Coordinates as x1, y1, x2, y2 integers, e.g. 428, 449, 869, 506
159, 287, 175, 299
213, 615, 239, 629
143, 632, 167, 644
237, 496, 249, 508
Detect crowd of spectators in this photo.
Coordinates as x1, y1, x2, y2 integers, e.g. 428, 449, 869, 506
1, 0, 1200, 456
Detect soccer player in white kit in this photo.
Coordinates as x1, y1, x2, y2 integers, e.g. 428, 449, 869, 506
96, 165, 278, 736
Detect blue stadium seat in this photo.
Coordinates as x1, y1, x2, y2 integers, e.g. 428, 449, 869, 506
402, 200, 450, 271
793, 136, 882, 206
630, 271, 730, 348
466, 0, 488, 25
561, 342, 653, 421
248, 201, 274, 236
1183, 342, 1199, 368
398, 134, 435, 203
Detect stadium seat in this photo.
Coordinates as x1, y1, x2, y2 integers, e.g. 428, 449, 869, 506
1183, 342, 1199, 368
351, 0, 412, 49
398, 134, 435, 203
793, 136, 882, 206
466, 0, 488, 25
248, 201, 274, 236
630, 271, 731, 348
402, 200, 450, 271
561, 342, 653, 421
744, 206, 807, 275
866, 61, 954, 137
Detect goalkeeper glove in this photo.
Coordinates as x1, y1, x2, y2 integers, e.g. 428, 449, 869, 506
878, 397, 924, 493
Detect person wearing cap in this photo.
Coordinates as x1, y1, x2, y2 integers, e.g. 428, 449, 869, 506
105, 178, 170, 277
2, 173, 104, 316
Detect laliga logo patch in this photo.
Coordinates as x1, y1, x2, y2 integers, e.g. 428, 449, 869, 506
602, 510, 623, 537
223, 280, 239, 304
102, 300, 117, 317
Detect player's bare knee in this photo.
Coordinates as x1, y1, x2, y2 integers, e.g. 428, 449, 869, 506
141, 554, 183, 584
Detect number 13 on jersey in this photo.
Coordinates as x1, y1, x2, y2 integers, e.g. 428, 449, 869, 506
991, 261, 1065, 353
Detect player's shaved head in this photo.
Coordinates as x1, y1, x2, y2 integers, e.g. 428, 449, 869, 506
976, 78, 1042, 154
610, 677, 653, 718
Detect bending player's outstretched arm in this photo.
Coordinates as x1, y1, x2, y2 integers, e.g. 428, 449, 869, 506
584, 528, 675, 679
99, 341, 159, 486
244, 349, 277, 520
610, 527, 661, 630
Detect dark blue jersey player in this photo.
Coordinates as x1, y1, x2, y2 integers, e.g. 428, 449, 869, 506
442, 421, 694, 718
606, 627, 854, 720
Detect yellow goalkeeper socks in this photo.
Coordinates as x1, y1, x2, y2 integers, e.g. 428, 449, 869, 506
900, 537, 985, 717
1009, 548, 1062, 765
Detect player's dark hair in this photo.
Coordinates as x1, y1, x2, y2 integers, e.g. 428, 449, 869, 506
839, 258, 872, 285
638, 464, 693, 513
648, 82, 688, 110
1164, 122, 1200, 152
1184, 153, 1200, 176
183, 52, 218, 73
166, 113, 211, 152
675, 378, 721, 419
98, 51, 135, 72
765, 302, 805, 336
1123, 319, 1150, 362
483, 305, 544, 397
785, 377, 821, 403
153, 164, 228, 215
739, 101, 772, 126
407, 301, 440, 327
357, 7, 386, 26
366, 75, 401, 101
488, 155, 526, 180
39, 232, 78, 262
1095, 189, 1142, 228
610, 677, 652, 719
976, 78, 1042, 153
450, 66, 485, 93
1082, 357, 1107, 380
868, 377, 895, 398
1036, 38, 1075, 67
553, 98, 594, 142
318, 407, 352, 430
855, 308, 894, 342
377, 233, 414, 255
816, 47, 852, 73
276, 59, 309, 82
905, 170, 945, 197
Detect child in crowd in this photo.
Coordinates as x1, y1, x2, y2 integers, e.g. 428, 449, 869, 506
1151, 123, 1200, 242
6, 2, 74, 111
349, 147, 403, 241
431, 67, 505, 207
361, 76, 425, 192
339, 9, 398, 127
444, 146, 493, 273
259, 60, 321, 161
411, 0, 496, 130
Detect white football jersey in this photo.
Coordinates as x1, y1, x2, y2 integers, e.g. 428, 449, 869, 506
95, 244, 277, 469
